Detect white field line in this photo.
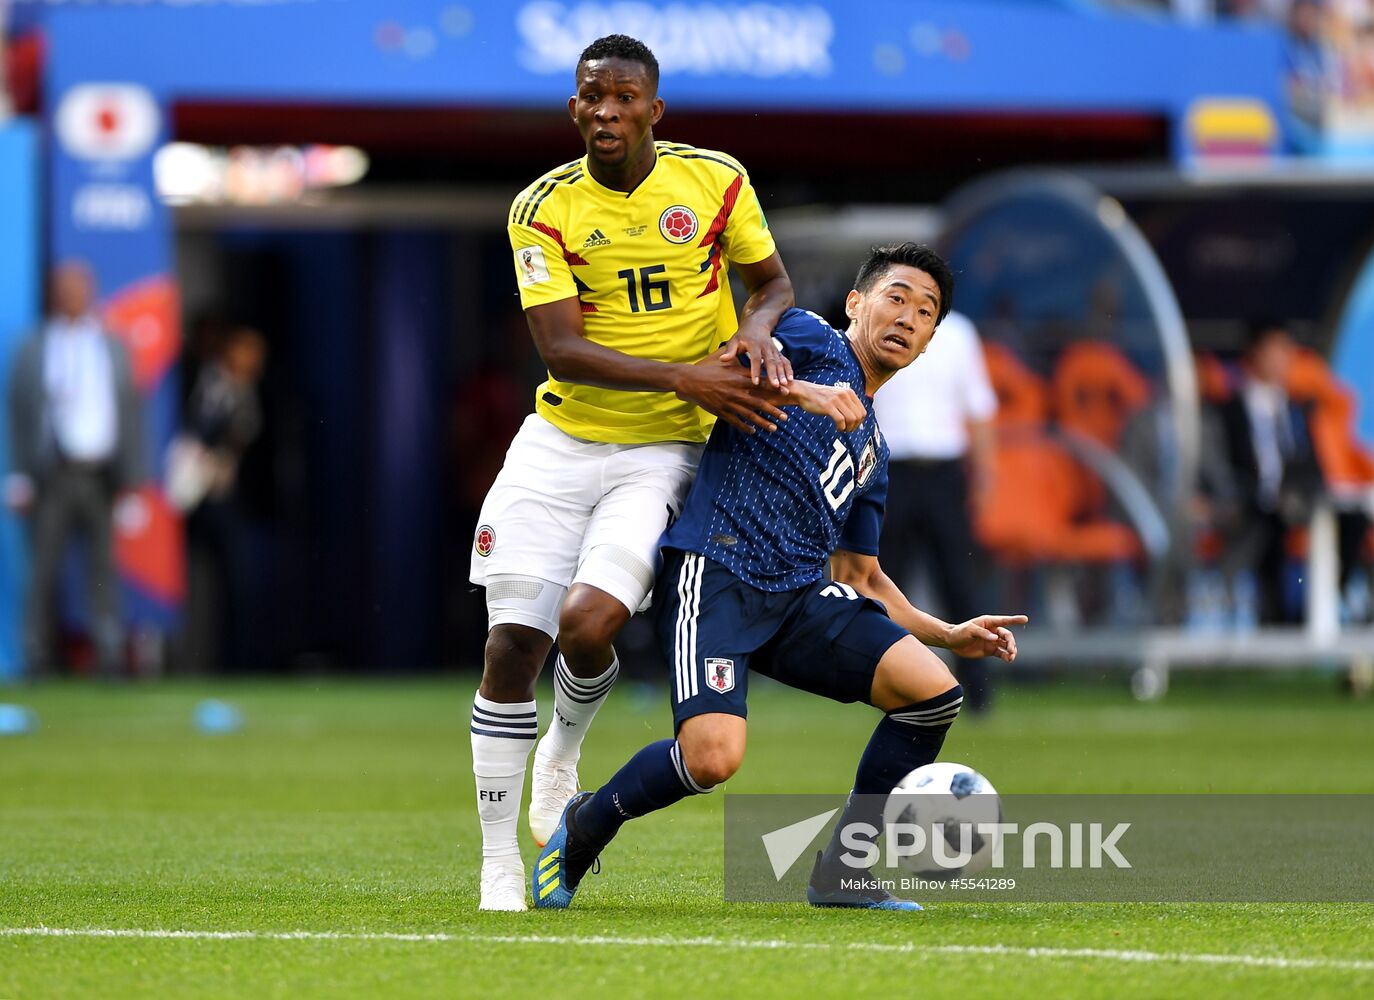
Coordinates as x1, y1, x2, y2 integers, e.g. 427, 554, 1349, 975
1, 927, 1372, 973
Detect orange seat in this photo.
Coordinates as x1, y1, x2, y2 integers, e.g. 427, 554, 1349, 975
1286, 348, 1374, 492
1313, 388, 1374, 490
1194, 351, 1233, 404
1285, 348, 1335, 405
975, 430, 1141, 566
1052, 341, 1151, 450
981, 341, 1050, 429
979, 344, 1141, 565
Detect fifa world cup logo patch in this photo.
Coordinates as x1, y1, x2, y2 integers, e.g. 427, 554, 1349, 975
515, 245, 550, 285
705, 657, 735, 694
475, 524, 496, 557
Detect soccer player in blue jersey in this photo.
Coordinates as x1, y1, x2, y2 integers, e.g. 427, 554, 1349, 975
533, 242, 1027, 910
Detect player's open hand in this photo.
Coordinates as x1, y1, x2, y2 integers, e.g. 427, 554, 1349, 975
787, 380, 866, 432
719, 324, 794, 389
675, 356, 790, 434
946, 614, 1028, 662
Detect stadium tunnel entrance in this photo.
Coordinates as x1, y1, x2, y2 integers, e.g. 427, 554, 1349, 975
174, 191, 530, 673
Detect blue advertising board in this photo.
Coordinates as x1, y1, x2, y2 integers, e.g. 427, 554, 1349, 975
41, 0, 1283, 120
0, 121, 40, 680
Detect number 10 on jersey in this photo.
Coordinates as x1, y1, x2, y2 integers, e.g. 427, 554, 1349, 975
618, 265, 672, 313
819, 440, 856, 511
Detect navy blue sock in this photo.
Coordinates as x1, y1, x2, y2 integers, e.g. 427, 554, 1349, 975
818, 685, 964, 870
575, 738, 712, 845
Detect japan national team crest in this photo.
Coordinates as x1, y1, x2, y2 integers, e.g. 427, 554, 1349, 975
857, 439, 878, 488
705, 657, 736, 694
659, 205, 699, 244
474, 524, 496, 557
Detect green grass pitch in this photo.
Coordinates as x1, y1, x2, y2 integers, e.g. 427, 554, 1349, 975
1, 673, 1371, 998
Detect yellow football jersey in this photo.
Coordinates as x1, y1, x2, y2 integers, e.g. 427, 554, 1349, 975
508, 141, 776, 445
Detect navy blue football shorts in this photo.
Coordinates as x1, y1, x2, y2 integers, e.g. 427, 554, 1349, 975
651, 548, 910, 731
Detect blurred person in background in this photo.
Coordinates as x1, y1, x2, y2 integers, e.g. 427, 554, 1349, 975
169, 326, 267, 672
872, 310, 998, 712
1219, 320, 1325, 624
1285, 0, 1341, 122
1215, 0, 1303, 19
173, 326, 266, 511
1118, 380, 1241, 626
5, 261, 143, 677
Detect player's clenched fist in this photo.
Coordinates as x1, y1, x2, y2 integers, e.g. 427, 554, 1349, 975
786, 380, 867, 432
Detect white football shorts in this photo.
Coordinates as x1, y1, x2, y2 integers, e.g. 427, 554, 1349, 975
470, 413, 703, 638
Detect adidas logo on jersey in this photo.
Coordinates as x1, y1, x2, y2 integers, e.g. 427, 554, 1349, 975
582, 228, 612, 248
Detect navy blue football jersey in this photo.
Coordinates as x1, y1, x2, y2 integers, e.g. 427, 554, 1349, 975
661, 308, 889, 590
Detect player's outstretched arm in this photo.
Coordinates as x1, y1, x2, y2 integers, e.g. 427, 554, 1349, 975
829, 549, 1027, 662
718, 252, 795, 389
524, 296, 789, 434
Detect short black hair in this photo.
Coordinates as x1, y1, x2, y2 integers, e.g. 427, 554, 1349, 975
577, 35, 660, 90
853, 243, 954, 324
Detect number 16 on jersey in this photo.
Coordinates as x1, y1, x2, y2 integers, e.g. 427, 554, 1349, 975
618, 265, 673, 313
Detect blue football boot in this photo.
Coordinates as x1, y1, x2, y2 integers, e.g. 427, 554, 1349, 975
806, 850, 924, 911
533, 791, 603, 909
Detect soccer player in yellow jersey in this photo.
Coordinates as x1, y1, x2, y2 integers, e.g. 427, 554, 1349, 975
469, 34, 809, 911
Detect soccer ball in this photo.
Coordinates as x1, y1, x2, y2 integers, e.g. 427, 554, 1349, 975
881, 762, 1002, 878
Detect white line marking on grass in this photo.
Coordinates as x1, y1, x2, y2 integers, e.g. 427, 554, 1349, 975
3, 927, 1372, 973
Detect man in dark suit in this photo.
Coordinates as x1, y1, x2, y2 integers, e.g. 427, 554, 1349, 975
1219, 321, 1325, 624
4, 262, 143, 675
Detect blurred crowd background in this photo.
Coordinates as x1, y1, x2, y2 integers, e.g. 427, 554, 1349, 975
1, 0, 1372, 695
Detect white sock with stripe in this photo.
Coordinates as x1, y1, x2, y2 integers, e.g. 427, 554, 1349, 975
470, 693, 537, 859
539, 653, 618, 762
